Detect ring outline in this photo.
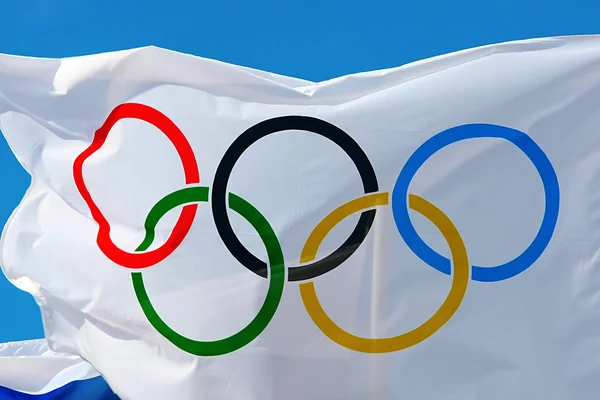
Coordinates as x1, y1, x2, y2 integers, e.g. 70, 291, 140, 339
132, 186, 285, 356
392, 123, 559, 282
73, 103, 200, 270
299, 193, 469, 353
211, 115, 379, 282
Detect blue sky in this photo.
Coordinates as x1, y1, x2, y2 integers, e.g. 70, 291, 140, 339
0, 0, 598, 342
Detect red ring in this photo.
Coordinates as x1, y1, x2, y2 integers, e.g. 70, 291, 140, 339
73, 103, 200, 269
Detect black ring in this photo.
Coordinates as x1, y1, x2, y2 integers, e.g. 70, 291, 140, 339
211, 116, 379, 281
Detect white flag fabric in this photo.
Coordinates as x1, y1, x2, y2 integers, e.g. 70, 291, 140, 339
1, 36, 600, 399
0, 339, 118, 398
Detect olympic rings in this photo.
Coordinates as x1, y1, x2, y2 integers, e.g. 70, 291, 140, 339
75, 104, 560, 356
392, 124, 560, 282
73, 103, 200, 269
299, 193, 469, 353
132, 186, 285, 356
211, 116, 379, 282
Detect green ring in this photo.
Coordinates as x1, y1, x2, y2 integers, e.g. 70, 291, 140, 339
131, 186, 286, 356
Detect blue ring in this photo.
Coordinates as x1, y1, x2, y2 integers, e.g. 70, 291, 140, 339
391, 124, 560, 282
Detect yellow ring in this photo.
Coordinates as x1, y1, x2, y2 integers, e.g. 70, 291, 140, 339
299, 192, 469, 353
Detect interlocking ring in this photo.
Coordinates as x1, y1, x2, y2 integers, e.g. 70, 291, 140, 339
73, 103, 200, 269
392, 124, 560, 282
298, 193, 469, 353
132, 186, 285, 356
211, 116, 379, 282
75, 104, 560, 356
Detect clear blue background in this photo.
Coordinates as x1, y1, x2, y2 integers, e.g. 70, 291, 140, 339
0, 0, 598, 342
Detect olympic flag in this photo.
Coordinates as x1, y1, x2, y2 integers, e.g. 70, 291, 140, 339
1, 36, 600, 399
